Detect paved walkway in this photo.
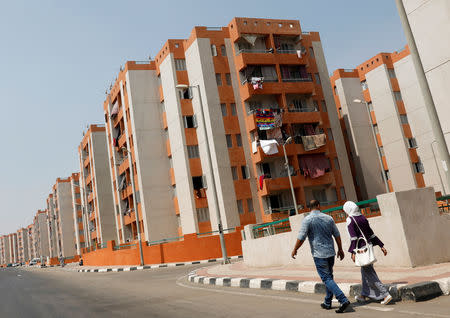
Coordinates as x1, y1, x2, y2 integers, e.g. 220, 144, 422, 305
197, 260, 450, 285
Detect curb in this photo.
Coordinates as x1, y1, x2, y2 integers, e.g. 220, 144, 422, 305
187, 270, 450, 302
77, 255, 243, 273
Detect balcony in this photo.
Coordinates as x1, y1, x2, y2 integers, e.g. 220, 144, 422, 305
120, 184, 133, 200
118, 133, 127, 148
194, 189, 208, 209
259, 172, 335, 196
123, 211, 136, 226
240, 79, 314, 101
245, 109, 320, 132
252, 141, 327, 164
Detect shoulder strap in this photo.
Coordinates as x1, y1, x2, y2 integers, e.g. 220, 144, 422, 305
350, 216, 368, 241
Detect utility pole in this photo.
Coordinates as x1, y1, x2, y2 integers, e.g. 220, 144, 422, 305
396, 0, 450, 193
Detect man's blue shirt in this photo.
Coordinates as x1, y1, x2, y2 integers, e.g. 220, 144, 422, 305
297, 210, 340, 258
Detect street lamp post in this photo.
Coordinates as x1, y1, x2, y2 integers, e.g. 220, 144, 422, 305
176, 84, 229, 264
282, 137, 299, 215
353, 99, 390, 192
120, 147, 144, 266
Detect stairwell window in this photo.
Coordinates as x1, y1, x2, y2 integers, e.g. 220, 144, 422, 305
197, 208, 210, 222
314, 73, 321, 85
241, 165, 249, 179
211, 45, 218, 57
236, 134, 242, 147
216, 73, 222, 86
221, 45, 227, 56
237, 200, 244, 214
226, 134, 233, 148
183, 115, 197, 128
187, 145, 200, 158
231, 166, 238, 180
413, 161, 425, 173
361, 80, 368, 90
394, 91, 403, 101
408, 138, 417, 149
230, 103, 237, 116
400, 114, 409, 124
309, 47, 315, 58
247, 199, 254, 213
368, 102, 373, 111
221, 103, 227, 116
388, 68, 396, 78
225, 73, 232, 86
174, 59, 186, 71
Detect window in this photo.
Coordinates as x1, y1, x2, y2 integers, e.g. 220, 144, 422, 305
309, 47, 315, 58
334, 86, 338, 95
394, 91, 403, 101
321, 100, 327, 112
211, 45, 217, 56
378, 146, 385, 157
225, 73, 232, 85
408, 138, 417, 148
179, 87, 192, 99
241, 165, 249, 179
368, 102, 373, 111
226, 134, 233, 148
340, 187, 346, 200
176, 214, 181, 227
247, 199, 254, 213
174, 59, 186, 71
230, 103, 237, 116
413, 161, 425, 173
197, 208, 210, 222
313, 100, 319, 111
192, 176, 205, 190
221, 45, 227, 56
327, 128, 334, 140
236, 134, 242, 147
400, 114, 409, 124
172, 185, 177, 198
334, 158, 340, 170
373, 124, 379, 134
187, 145, 200, 158
314, 73, 321, 85
237, 200, 244, 214
215, 73, 222, 86
387, 68, 396, 78
221, 103, 227, 116
312, 189, 327, 204
385, 170, 390, 180
231, 167, 238, 180
183, 115, 197, 128
361, 80, 368, 90
160, 101, 166, 113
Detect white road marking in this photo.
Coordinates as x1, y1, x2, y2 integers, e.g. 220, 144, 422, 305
176, 275, 395, 313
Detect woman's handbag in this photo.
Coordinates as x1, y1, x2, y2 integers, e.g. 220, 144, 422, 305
351, 216, 377, 267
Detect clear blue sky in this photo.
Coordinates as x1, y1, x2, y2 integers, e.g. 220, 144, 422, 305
0, 0, 405, 234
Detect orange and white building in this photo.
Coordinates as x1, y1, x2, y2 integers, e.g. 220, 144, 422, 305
32, 210, 50, 260
330, 47, 447, 198
102, 17, 356, 246
78, 124, 115, 248
17, 228, 29, 264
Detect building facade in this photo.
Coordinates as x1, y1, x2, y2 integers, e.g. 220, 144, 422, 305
102, 17, 356, 245
33, 210, 50, 260
78, 124, 115, 248
17, 228, 29, 264
331, 47, 447, 198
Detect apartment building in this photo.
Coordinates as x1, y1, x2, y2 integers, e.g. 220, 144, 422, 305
70, 173, 84, 255
27, 224, 35, 261
33, 210, 50, 260
51, 176, 78, 258
0, 236, 9, 265
102, 17, 356, 244
331, 47, 447, 198
9, 233, 18, 264
78, 124, 115, 248
402, 0, 450, 151
17, 228, 29, 263
45, 194, 59, 259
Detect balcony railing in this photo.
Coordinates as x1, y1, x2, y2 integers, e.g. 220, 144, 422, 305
287, 107, 317, 113
277, 49, 298, 54
281, 76, 313, 82
237, 48, 273, 54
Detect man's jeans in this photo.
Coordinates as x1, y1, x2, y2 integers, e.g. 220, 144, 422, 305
313, 257, 348, 305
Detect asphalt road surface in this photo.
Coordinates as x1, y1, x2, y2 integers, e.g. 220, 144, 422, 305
1, 264, 450, 318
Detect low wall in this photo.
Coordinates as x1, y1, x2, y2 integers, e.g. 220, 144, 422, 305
242, 187, 450, 268
82, 228, 243, 266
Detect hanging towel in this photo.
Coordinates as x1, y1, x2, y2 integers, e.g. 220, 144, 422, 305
242, 34, 258, 46
312, 133, 327, 148
266, 128, 283, 145
259, 175, 264, 190
297, 50, 302, 58
111, 103, 119, 116
299, 154, 330, 179
252, 140, 258, 154
256, 109, 275, 130
301, 135, 318, 151
260, 139, 279, 155
251, 77, 263, 90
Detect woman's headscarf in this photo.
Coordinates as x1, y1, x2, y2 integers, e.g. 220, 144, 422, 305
343, 201, 361, 217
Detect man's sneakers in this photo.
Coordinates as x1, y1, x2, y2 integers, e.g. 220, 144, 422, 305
381, 294, 393, 305
335, 301, 351, 313
320, 303, 331, 310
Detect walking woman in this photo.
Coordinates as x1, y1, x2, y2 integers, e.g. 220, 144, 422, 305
343, 201, 393, 305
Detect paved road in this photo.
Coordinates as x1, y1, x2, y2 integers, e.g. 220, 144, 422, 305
1, 265, 450, 317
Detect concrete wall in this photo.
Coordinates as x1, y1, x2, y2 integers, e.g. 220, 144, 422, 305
56, 183, 76, 257
37, 213, 50, 259
90, 131, 116, 243
312, 41, 357, 202
366, 64, 416, 190
160, 55, 198, 234
242, 187, 450, 268
335, 77, 386, 199
185, 38, 241, 230
46, 198, 58, 258
403, 0, 450, 150
126, 70, 179, 242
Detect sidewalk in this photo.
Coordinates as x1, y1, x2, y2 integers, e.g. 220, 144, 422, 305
189, 260, 450, 302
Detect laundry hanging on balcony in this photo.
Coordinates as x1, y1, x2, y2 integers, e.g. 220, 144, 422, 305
252, 140, 258, 154
251, 77, 263, 90
260, 139, 279, 155
301, 133, 327, 151
242, 34, 258, 46
299, 154, 330, 179
110, 103, 119, 117
255, 109, 275, 130
266, 127, 283, 144
259, 175, 265, 190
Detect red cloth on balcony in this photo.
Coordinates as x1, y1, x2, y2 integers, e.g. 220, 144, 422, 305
259, 175, 265, 190
299, 154, 330, 179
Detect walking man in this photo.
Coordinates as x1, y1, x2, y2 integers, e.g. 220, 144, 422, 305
291, 200, 350, 313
